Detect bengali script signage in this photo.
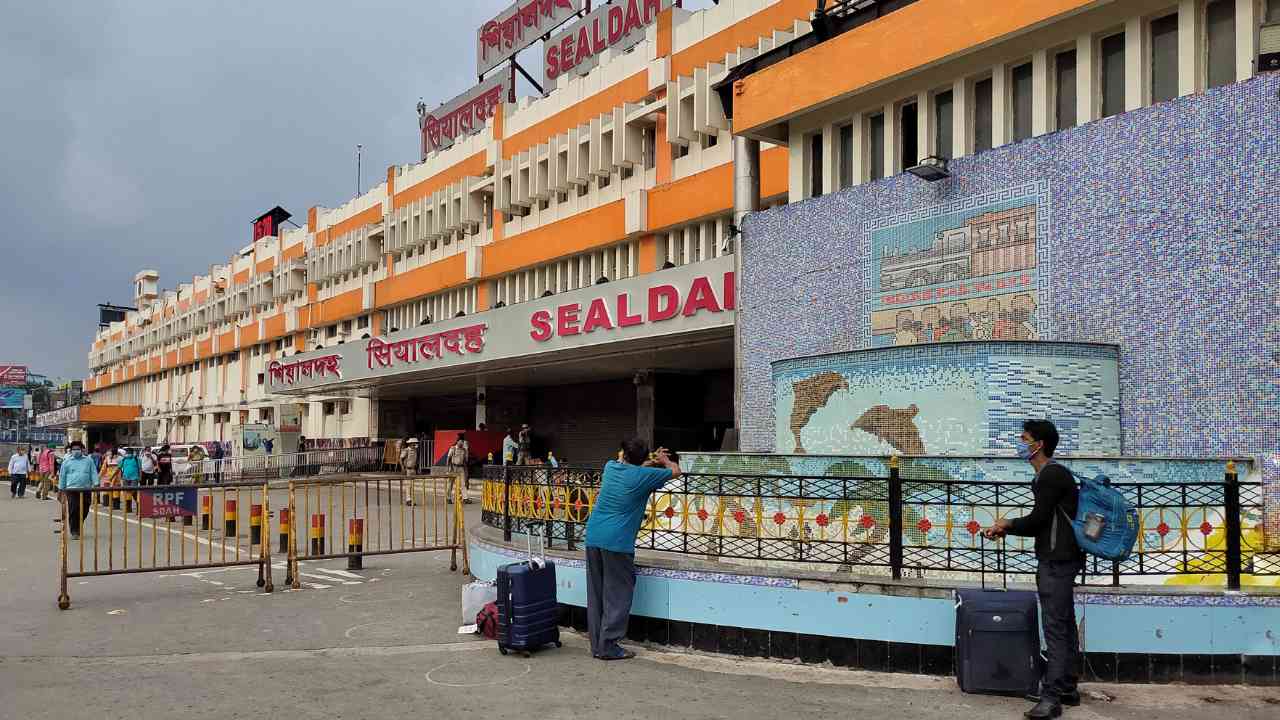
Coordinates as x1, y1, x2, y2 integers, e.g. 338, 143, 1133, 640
36, 405, 80, 428
477, 0, 583, 76
544, 0, 669, 90
267, 355, 342, 387
366, 324, 488, 370
268, 256, 736, 393
420, 69, 511, 159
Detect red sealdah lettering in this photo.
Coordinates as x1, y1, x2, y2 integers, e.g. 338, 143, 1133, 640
557, 304, 581, 336
582, 298, 614, 334
530, 310, 553, 341
617, 293, 643, 327
682, 276, 721, 316
648, 285, 679, 322
607, 6, 625, 43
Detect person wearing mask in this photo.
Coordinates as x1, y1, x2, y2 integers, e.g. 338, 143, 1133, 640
140, 446, 158, 486
8, 446, 31, 499
90, 444, 104, 473
156, 444, 174, 485
584, 438, 682, 661
35, 444, 57, 500
188, 444, 208, 484
517, 424, 532, 465
118, 447, 142, 488
502, 428, 518, 466
984, 420, 1082, 719
58, 441, 100, 540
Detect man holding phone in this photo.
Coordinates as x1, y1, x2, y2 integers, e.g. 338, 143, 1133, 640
584, 438, 682, 661
984, 420, 1083, 719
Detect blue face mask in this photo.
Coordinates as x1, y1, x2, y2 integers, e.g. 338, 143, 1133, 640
1015, 439, 1037, 460
71, 449, 84, 459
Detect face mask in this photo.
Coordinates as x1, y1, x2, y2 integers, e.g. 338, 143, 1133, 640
1015, 439, 1037, 460
72, 449, 84, 459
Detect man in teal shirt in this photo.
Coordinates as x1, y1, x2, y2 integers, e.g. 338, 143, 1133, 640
58, 441, 100, 539
584, 437, 681, 660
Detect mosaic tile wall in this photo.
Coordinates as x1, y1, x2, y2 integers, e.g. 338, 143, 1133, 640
775, 341, 1121, 456
738, 74, 1279, 460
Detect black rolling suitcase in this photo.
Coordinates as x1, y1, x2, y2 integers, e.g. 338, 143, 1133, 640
496, 525, 561, 657
954, 539, 1043, 696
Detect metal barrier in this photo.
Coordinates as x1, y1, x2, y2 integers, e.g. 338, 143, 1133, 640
481, 460, 1273, 589
57, 481, 273, 610
175, 447, 384, 484
285, 473, 469, 588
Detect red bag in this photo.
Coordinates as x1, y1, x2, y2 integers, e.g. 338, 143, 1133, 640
476, 601, 500, 640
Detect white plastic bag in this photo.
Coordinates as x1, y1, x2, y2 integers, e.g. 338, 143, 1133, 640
461, 580, 497, 624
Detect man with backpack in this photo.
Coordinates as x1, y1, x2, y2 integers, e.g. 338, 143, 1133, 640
984, 420, 1082, 719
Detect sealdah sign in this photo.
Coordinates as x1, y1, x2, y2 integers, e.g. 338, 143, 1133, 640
544, 0, 669, 87
530, 271, 734, 341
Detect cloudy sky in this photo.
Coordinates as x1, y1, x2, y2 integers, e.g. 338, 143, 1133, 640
0, 0, 714, 384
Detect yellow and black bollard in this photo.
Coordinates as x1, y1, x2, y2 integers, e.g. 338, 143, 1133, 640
347, 518, 364, 570
200, 495, 212, 530
224, 499, 237, 537
310, 513, 325, 555
279, 508, 291, 554
250, 504, 263, 546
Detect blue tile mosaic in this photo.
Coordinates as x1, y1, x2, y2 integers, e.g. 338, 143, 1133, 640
738, 75, 1280, 462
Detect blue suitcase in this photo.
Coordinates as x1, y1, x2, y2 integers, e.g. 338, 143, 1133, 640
496, 528, 561, 657
954, 541, 1043, 696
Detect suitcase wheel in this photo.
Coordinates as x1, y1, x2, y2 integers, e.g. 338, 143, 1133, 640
498, 645, 508, 656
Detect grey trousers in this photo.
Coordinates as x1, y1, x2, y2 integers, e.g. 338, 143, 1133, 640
585, 546, 636, 656
1037, 559, 1082, 701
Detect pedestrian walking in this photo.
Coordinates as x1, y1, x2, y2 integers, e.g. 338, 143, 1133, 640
984, 420, 1082, 719
502, 428, 518, 466
118, 447, 141, 487
517, 424, 532, 465
35, 444, 56, 500
210, 441, 225, 483
399, 437, 418, 476
140, 446, 158, 486
189, 444, 207, 484
583, 438, 682, 660
8, 446, 31, 499
58, 441, 100, 540
156, 444, 174, 485
447, 433, 471, 504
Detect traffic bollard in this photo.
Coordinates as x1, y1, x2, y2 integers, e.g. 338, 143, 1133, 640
250, 504, 262, 546
347, 518, 364, 570
279, 508, 290, 554
200, 495, 212, 530
224, 499, 237, 537
310, 513, 325, 555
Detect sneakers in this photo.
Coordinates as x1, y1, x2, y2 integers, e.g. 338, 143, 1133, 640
598, 644, 636, 661
1025, 699, 1063, 719
1061, 691, 1081, 707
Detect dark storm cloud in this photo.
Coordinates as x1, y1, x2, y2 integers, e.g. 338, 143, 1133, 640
0, 0, 715, 383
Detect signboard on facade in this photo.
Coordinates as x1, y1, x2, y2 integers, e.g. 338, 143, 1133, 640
278, 404, 302, 433
0, 365, 28, 387
140, 488, 197, 519
269, 256, 736, 393
36, 405, 80, 428
419, 67, 513, 159
544, 0, 669, 90
478, 0, 583, 77
0, 388, 25, 410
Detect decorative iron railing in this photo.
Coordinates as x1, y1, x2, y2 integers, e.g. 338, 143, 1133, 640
480, 461, 1273, 589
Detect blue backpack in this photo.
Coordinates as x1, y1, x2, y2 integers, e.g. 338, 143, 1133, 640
1059, 469, 1139, 562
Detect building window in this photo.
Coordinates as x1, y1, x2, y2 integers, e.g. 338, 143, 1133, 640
1100, 32, 1126, 118
1270, 0, 1280, 22
326, 325, 338, 339
1010, 62, 1033, 141
1055, 49, 1077, 130
1151, 14, 1179, 104
867, 113, 885, 181
934, 90, 953, 159
642, 126, 656, 170
808, 132, 823, 198
973, 77, 993, 152
323, 402, 335, 416
259, 408, 273, 424
837, 123, 853, 188
256, 373, 264, 386
897, 102, 917, 169
1206, 0, 1236, 89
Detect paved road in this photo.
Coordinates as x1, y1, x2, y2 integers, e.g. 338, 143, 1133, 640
1, 491, 1276, 720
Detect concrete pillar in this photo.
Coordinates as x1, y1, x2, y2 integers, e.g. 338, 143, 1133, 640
731, 135, 759, 446
882, 101, 899, 175
917, 90, 935, 159
952, 77, 971, 159
1032, 49, 1051, 135
990, 63, 1009, 148
1077, 33, 1099, 125
1236, 0, 1260, 81
851, 111, 867, 184
635, 371, 655, 449
1179, 0, 1204, 96
1125, 16, 1149, 111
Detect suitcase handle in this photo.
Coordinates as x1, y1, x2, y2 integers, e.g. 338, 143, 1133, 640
526, 520, 547, 569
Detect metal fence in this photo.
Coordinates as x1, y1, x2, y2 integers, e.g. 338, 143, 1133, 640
172, 447, 386, 484
480, 460, 1273, 589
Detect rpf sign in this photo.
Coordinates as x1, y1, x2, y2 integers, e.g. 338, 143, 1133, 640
140, 488, 198, 518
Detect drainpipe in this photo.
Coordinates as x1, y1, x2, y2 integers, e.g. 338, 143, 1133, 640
731, 136, 760, 451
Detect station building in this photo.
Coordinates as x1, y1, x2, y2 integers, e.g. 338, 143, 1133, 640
79, 0, 1278, 464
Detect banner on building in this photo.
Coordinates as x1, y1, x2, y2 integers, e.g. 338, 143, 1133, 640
419, 66, 513, 159
544, 0, 669, 90
0, 365, 28, 387
477, 0, 583, 77
0, 388, 25, 410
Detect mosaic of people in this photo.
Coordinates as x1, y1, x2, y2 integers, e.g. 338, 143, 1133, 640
871, 200, 1040, 346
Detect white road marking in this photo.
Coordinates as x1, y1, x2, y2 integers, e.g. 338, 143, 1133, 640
424, 661, 531, 688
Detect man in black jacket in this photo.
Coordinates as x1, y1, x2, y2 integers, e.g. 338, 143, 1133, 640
985, 419, 1082, 719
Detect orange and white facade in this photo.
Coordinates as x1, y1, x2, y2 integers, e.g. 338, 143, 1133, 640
82, 0, 1278, 454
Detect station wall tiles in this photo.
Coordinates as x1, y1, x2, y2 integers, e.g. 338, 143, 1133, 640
737, 74, 1280, 461
773, 342, 1121, 456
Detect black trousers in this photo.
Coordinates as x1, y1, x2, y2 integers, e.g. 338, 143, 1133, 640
1037, 558, 1082, 701
585, 547, 636, 656
9, 474, 26, 497
66, 492, 93, 535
